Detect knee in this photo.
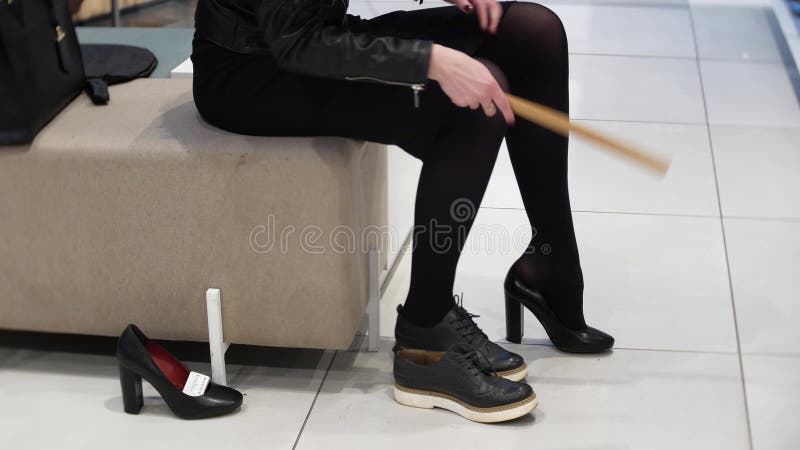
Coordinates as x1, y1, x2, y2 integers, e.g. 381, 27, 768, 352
528, 3, 567, 39
509, 2, 568, 52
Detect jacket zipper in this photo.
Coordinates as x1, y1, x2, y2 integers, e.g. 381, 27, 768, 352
344, 75, 426, 109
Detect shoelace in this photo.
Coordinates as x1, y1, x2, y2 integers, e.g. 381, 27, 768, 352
451, 343, 498, 377
451, 293, 489, 345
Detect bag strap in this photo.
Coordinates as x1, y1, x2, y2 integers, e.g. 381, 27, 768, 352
85, 78, 109, 105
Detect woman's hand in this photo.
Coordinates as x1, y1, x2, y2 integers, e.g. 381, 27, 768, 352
427, 44, 515, 125
447, 0, 504, 34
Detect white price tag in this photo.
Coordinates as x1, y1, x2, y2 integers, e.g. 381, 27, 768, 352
182, 371, 210, 397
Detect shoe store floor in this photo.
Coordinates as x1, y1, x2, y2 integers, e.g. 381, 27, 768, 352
3, 0, 800, 449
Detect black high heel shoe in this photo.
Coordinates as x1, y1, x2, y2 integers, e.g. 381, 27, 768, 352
117, 324, 243, 419
504, 270, 614, 353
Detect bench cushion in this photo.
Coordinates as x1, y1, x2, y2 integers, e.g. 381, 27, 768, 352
0, 78, 387, 349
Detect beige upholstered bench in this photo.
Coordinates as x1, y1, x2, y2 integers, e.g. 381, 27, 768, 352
0, 78, 391, 384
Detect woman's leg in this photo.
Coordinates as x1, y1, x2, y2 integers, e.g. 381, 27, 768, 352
191, 37, 508, 328
473, 2, 587, 329
401, 99, 508, 326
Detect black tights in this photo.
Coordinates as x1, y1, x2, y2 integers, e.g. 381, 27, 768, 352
190, 2, 584, 331
402, 2, 586, 329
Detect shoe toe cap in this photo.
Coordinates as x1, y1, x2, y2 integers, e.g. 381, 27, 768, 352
498, 380, 535, 404
493, 350, 526, 372
518, 382, 534, 400
486, 342, 526, 371
204, 383, 244, 410
584, 327, 615, 348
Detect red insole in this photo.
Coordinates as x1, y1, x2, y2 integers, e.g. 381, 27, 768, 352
146, 341, 190, 390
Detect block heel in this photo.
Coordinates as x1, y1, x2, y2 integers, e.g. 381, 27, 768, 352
505, 293, 524, 344
119, 364, 143, 415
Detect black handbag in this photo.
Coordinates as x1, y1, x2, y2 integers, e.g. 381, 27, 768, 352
0, 0, 85, 145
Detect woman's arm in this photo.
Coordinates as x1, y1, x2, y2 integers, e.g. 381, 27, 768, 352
258, 0, 433, 85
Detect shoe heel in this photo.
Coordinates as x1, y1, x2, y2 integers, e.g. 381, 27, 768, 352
505, 293, 524, 344
119, 364, 143, 414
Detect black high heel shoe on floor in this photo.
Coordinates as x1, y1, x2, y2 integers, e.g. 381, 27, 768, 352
504, 269, 614, 353
117, 324, 243, 419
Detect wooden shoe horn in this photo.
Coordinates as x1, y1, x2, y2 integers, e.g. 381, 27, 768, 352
505, 93, 671, 176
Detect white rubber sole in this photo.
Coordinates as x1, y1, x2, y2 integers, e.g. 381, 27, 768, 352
394, 385, 538, 423
497, 363, 528, 382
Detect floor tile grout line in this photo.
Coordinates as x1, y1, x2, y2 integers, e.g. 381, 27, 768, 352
570, 209, 716, 218
482, 206, 800, 223
578, 209, 722, 219
570, 345, 739, 356
499, 340, 741, 356
723, 214, 800, 224
377, 333, 743, 356
570, 52, 698, 61
572, 117, 708, 126
574, 116, 800, 130
741, 351, 800, 359
687, 6, 755, 450
570, 51, 790, 66
481, 206, 721, 220
699, 122, 800, 131
291, 350, 337, 450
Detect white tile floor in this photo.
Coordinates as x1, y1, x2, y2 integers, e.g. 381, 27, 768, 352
701, 60, 800, 127
570, 53, 707, 123
2, 1, 799, 449
692, 4, 783, 62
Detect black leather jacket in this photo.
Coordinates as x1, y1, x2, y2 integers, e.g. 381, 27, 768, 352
194, 0, 432, 106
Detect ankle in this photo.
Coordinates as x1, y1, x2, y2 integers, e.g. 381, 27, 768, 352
399, 296, 455, 328
510, 254, 583, 289
508, 258, 587, 330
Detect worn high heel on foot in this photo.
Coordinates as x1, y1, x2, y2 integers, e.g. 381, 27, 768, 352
504, 270, 614, 353
117, 324, 243, 419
